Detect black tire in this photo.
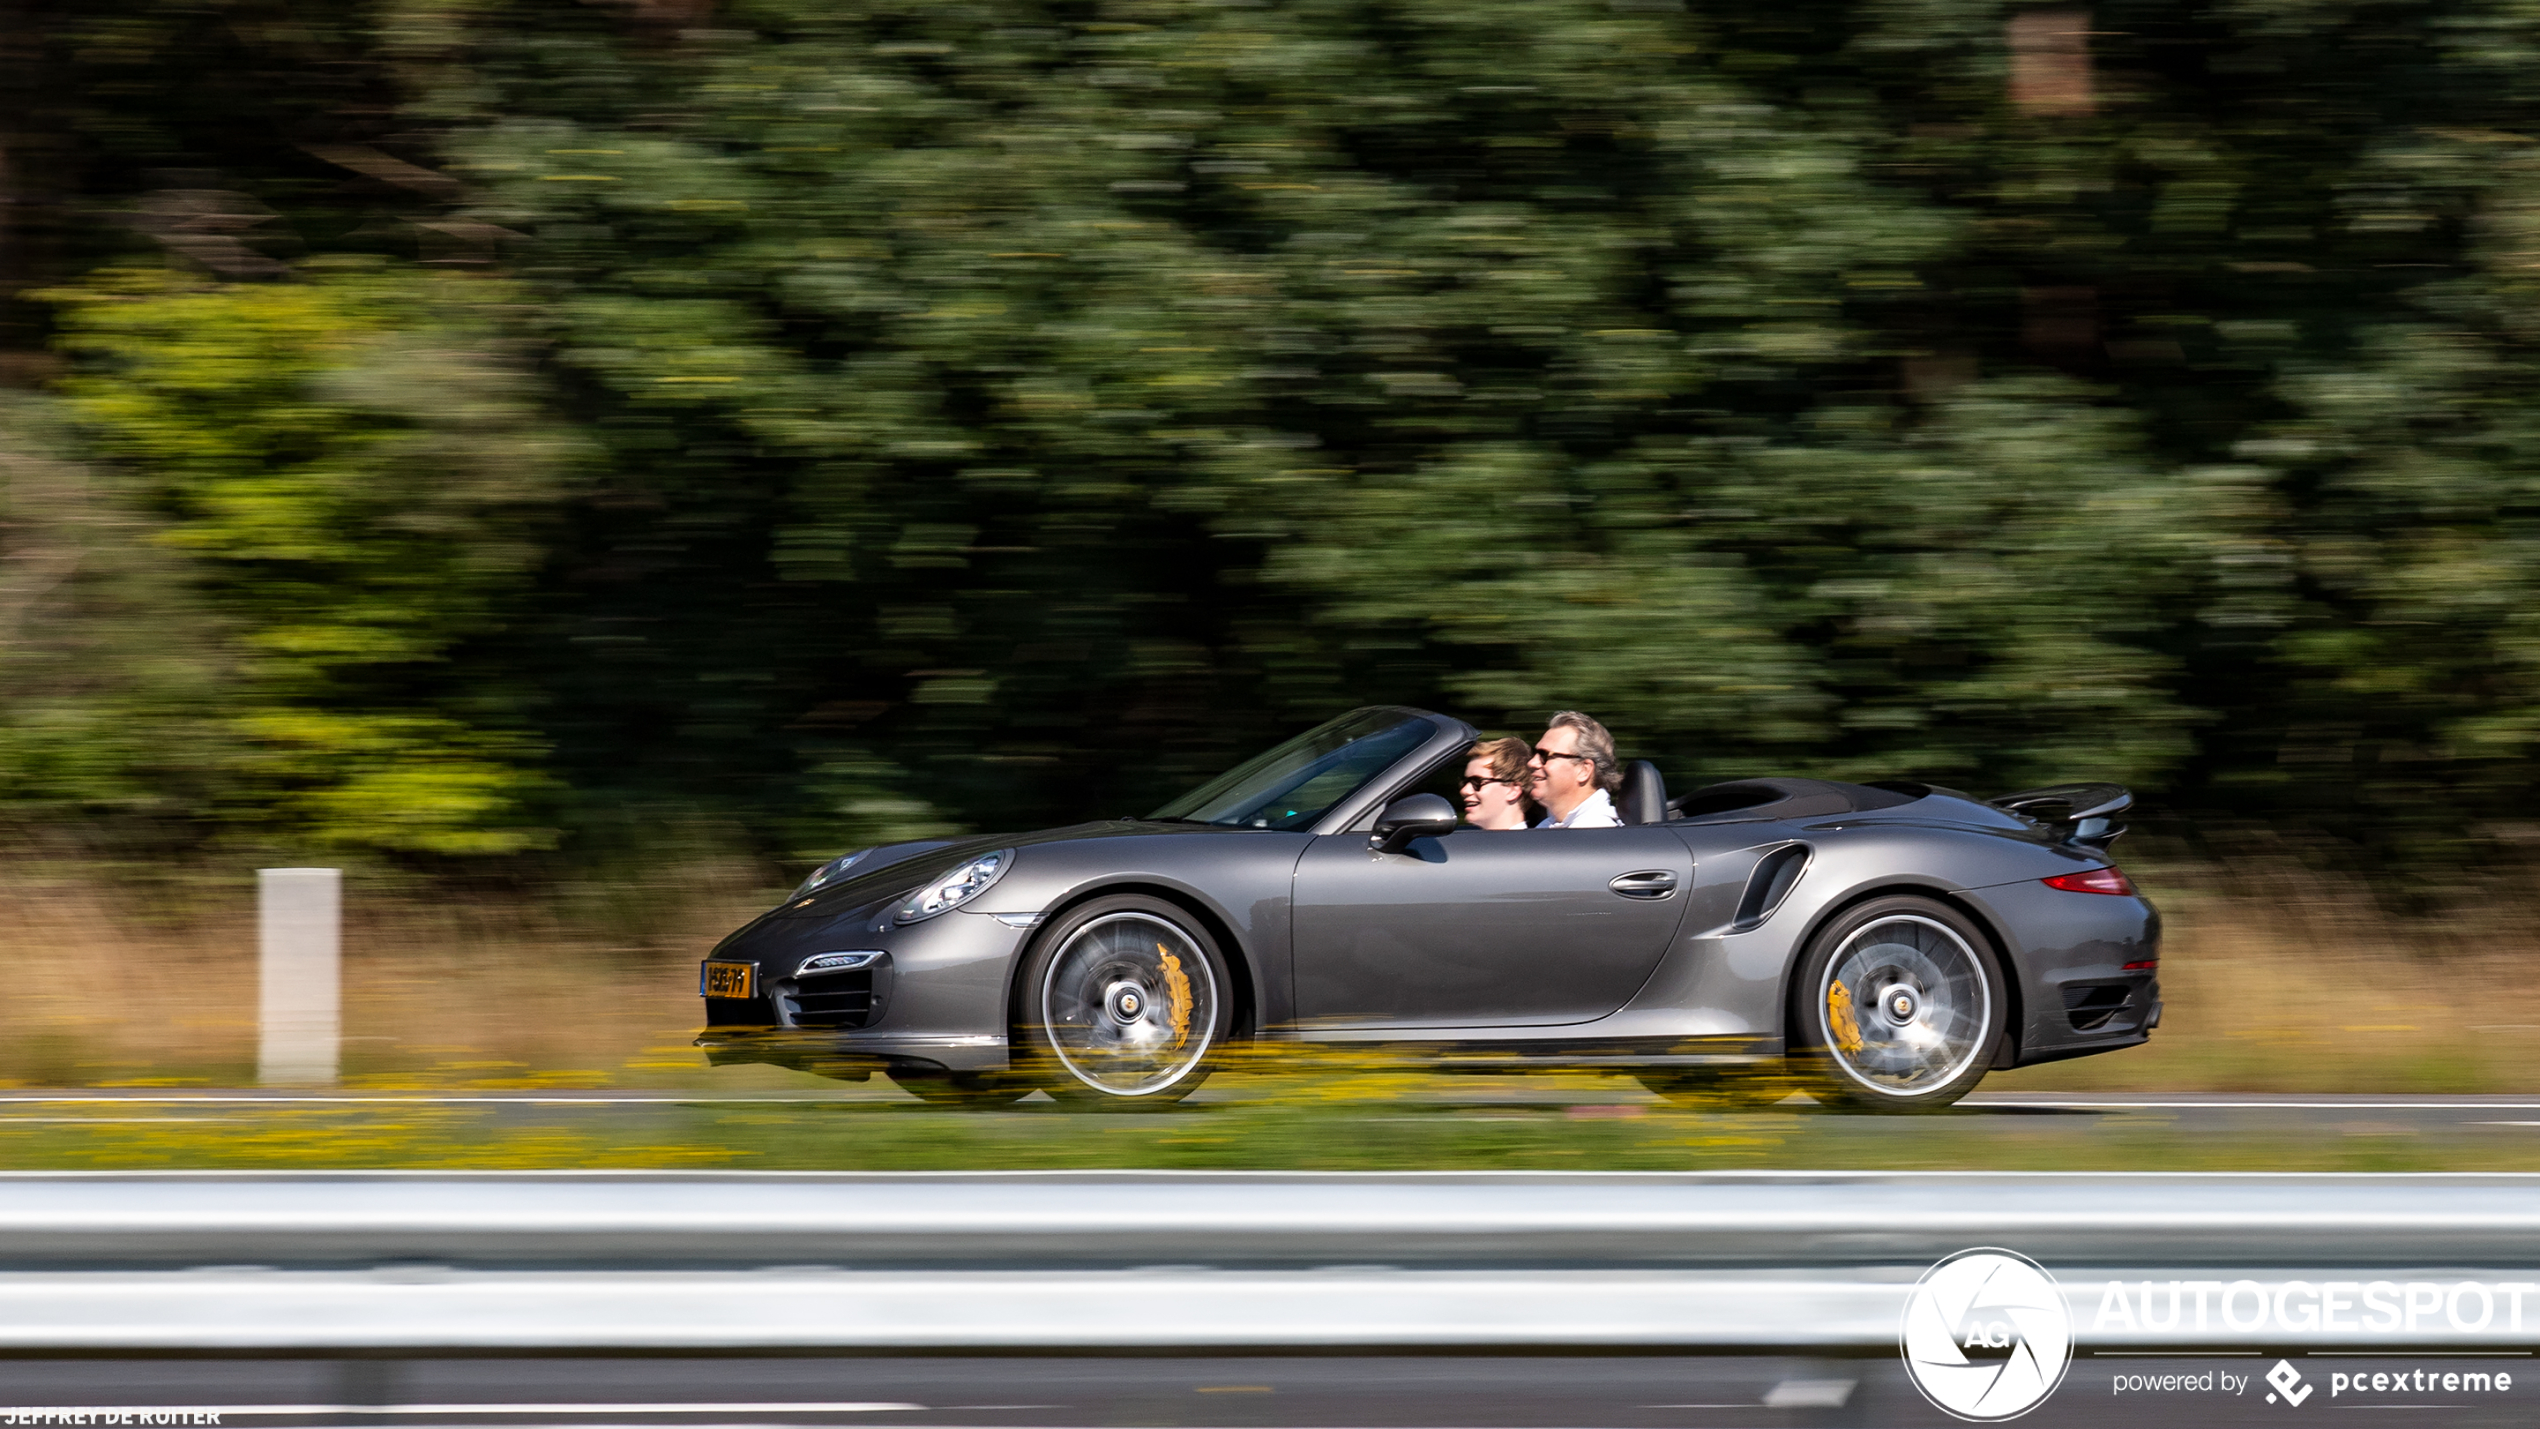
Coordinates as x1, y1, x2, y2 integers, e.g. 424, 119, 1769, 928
885, 1068, 1032, 1107
1012, 894, 1233, 1110
1789, 894, 2005, 1113
1635, 1065, 1797, 1110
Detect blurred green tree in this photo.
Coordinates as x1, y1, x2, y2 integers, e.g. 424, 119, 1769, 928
0, 393, 237, 839
6, 0, 2540, 874
37, 264, 575, 853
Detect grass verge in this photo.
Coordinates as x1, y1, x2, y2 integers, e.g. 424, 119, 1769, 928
0, 1078, 2529, 1172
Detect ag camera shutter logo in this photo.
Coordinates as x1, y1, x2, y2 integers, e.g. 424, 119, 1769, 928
1901, 1248, 2074, 1421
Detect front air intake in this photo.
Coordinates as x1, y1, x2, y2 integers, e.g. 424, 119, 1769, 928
784, 968, 876, 1029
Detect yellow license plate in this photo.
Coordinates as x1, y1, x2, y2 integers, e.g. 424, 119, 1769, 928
700, 961, 756, 999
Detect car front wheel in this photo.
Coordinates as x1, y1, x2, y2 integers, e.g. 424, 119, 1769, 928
1791, 894, 2005, 1113
1015, 894, 1230, 1109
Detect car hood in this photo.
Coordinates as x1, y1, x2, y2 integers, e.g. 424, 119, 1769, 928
713, 819, 1246, 952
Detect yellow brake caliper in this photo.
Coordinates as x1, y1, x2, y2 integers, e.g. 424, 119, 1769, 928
1158, 944, 1193, 1051
1827, 979, 1863, 1056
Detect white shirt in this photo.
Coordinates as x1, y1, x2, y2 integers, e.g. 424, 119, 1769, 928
1536, 787, 1622, 829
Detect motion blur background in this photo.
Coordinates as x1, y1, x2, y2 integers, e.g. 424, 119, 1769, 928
3, 0, 2538, 1101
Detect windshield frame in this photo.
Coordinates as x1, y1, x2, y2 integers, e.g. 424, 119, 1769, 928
1146, 707, 1475, 835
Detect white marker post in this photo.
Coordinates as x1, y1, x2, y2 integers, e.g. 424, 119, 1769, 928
257, 868, 341, 1086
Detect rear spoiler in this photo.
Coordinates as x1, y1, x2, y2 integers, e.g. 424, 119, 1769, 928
1989, 782, 2131, 850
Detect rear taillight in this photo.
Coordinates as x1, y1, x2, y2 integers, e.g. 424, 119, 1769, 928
2123, 959, 2158, 971
2043, 867, 2136, 896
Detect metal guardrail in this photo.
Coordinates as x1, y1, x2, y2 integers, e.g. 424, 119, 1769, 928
0, 1172, 2533, 1352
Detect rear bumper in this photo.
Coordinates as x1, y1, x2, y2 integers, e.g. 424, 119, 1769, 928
1957, 877, 2162, 1069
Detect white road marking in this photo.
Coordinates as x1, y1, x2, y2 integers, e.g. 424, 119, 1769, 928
1760, 1380, 1854, 1409
1641, 1384, 1865, 1410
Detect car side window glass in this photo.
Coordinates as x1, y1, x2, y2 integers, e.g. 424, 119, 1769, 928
1150, 710, 1434, 829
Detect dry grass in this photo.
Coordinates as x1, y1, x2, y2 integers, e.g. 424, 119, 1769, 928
0, 855, 2531, 1092
0, 859, 776, 1088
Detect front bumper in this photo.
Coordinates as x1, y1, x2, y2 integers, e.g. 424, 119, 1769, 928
693, 902, 1031, 1074
694, 1027, 1013, 1076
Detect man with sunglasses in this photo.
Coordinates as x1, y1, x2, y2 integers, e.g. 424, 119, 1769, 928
1527, 710, 1624, 829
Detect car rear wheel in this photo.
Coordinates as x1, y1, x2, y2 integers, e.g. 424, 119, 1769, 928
1791, 895, 2004, 1113
1015, 894, 1230, 1109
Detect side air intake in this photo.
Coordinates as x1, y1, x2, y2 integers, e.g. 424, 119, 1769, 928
1731, 843, 1811, 932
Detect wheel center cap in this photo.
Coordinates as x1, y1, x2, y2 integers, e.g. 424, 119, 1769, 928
1884, 988, 1919, 1025
1108, 986, 1145, 1024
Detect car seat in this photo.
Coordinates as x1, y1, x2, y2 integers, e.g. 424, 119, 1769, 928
1617, 760, 1667, 825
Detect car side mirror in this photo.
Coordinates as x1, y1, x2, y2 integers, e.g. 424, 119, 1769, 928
1369, 793, 1460, 854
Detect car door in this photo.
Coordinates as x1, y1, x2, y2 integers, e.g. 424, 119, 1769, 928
1289, 824, 1697, 1029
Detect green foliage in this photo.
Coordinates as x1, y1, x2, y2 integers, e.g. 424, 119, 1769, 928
0, 393, 235, 830
12, 0, 2540, 871
1258, 384, 2227, 792
30, 264, 575, 853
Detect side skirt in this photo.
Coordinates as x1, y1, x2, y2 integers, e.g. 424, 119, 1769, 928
1259, 1031, 1783, 1072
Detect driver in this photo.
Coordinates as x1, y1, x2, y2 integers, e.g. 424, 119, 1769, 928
1527, 711, 1623, 829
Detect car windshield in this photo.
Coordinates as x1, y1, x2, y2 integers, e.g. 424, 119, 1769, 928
1148, 710, 1436, 830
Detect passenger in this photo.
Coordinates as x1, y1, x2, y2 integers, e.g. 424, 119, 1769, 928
1527, 710, 1624, 829
1458, 737, 1535, 830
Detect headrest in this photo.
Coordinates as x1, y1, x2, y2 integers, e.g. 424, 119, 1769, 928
1617, 760, 1667, 825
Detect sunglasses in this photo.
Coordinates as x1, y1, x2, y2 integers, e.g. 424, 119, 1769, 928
1529, 745, 1588, 764
1460, 775, 1520, 790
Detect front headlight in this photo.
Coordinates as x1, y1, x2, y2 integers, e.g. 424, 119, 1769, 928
893, 850, 1012, 924
793, 849, 870, 900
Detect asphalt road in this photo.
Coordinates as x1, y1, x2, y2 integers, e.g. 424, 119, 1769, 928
0, 1354, 2527, 1429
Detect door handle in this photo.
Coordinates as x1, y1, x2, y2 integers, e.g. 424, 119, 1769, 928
1609, 870, 1678, 899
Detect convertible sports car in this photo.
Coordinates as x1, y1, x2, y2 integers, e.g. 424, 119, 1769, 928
695, 707, 2159, 1112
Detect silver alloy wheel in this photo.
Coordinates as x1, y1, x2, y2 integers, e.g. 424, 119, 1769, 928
1816, 914, 1991, 1096
1039, 912, 1220, 1097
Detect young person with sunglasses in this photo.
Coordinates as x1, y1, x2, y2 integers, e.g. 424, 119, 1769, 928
1458, 736, 1536, 830
1526, 710, 1624, 829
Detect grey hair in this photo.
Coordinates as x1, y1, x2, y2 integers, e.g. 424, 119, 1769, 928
1546, 710, 1623, 794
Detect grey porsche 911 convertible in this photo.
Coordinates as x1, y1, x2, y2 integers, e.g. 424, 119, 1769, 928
695, 706, 2159, 1112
